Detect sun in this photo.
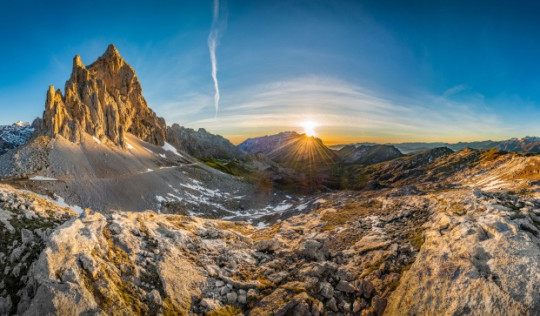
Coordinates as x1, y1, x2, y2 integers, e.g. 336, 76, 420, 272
300, 121, 318, 137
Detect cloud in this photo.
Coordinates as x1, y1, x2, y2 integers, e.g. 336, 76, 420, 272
181, 76, 503, 142
207, 0, 226, 117
442, 84, 469, 98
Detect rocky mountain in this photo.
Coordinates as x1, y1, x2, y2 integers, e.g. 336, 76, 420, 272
239, 134, 402, 168
334, 136, 540, 154
496, 136, 540, 153
337, 144, 403, 165
36, 44, 166, 147
167, 124, 247, 160
238, 132, 338, 169
0, 122, 34, 156
0, 46, 309, 221
392, 138, 540, 154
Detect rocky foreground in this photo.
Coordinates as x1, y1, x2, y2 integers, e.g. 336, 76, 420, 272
1, 182, 539, 315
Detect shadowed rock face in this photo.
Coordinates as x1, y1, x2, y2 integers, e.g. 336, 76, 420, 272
167, 124, 247, 160
38, 44, 166, 147
337, 144, 403, 164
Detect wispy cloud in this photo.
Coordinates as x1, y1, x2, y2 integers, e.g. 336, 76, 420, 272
180, 76, 505, 143
442, 84, 469, 98
207, 0, 226, 118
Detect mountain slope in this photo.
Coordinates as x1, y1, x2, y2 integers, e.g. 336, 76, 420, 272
337, 144, 403, 164
167, 124, 247, 160
238, 131, 338, 168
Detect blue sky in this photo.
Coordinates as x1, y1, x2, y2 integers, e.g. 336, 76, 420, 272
1, 0, 539, 144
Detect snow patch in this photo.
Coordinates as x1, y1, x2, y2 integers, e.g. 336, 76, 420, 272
29, 176, 58, 181
92, 136, 101, 144
126, 142, 134, 150
274, 204, 292, 212
256, 221, 269, 229
25, 190, 84, 214
162, 142, 183, 157
53, 195, 85, 214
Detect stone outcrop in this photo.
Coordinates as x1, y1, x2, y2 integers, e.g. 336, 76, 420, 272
0, 185, 76, 315
39, 44, 166, 147
386, 190, 540, 315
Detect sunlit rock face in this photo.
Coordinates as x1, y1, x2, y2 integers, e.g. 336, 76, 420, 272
39, 44, 166, 147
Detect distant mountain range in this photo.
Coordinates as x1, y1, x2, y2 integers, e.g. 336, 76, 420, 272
336, 144, 403, 164
167, 123, 247, 161
329, 136, 540, 154
0, 122, 34, 155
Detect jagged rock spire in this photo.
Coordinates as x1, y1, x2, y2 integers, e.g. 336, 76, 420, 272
39, 45, 167, 147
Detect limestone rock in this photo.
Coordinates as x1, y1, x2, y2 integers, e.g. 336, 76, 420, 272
226, 291, 238, 304
326, 297, 338, 312
39, 44, 166, 147
372, 296, 387, 316
319, 282, 334, 299
335, 280, 355, 293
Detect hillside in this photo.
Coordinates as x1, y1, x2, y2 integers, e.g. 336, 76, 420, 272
238, 131, 338, 169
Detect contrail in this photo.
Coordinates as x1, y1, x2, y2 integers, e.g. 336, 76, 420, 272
208, 0, 221, 117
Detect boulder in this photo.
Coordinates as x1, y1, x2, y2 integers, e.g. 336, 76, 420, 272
226, 291, 238, 304
319, 282, 334, 299
336, 280, 355, 293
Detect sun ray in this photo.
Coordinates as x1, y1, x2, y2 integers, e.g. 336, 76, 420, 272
300, 121, 318, 137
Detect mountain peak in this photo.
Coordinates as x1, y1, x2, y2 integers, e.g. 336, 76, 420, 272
100, 44, 124, 65
38, 45, 166, 147
104, 43, 120, 57
238, 131, 337, 168
73, 54, 85, 68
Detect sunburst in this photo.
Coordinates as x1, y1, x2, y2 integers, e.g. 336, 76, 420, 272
300, 121, 318, 137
